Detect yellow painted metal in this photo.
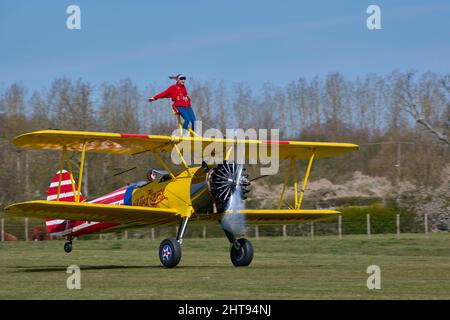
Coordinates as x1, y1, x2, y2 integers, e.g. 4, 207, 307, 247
64, 148, 77, 199
293, 158, 298, 208
173, 112, 201, 138
77, 142, 87, 203
12, 130, 359, 160
4, 200, 180, 225
225, 146, 233, 161
172, 143, 191, 175
131, 166, 202, 219
278, 159, 293, 209
227, 209, 339, 214
68, 172, 77, 199
175, 113, 183, 135
6, 166, 203, 225
296, 151, 315, 210
155, 153, 176, 180
199, 209, 340, 224
188, 128, 202, 138
11, 130, 358, 224
57, 147, 66, 201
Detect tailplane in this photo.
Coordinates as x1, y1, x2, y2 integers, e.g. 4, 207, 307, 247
45, 170, 84, 234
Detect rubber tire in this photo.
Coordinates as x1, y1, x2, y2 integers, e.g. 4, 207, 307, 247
64, 242, 72, 253
230, 238, 253, 267
159, 238, 182, 268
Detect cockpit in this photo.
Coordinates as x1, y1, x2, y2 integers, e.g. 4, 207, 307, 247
147, 169, 172, 183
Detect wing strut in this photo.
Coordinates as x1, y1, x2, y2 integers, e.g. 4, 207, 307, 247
277, 150, 316, 210
55, 143, 88, 203
77, 141, 88, 202
297, 151, 315, 209
155, 152, 176, 180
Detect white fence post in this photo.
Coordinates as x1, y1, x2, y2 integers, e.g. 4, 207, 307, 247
366, 214, 371, 240
24, 218, 29, 242
123, 231, 128, 240
202, 225, 206, 239
1, 218, 4, 241
310, 222, 314, 239
282, 225, 287, 238
338, 215, 342, 240
255, 225, 259, 240
396, 214, 400, 240
151, 228, 155, 240
424, 213, 429, 237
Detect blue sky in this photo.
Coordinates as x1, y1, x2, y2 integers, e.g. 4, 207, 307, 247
1, 0, 449, 93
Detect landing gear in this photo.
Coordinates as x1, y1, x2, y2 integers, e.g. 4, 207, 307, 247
159, 238, 181, 268
220, 220, 254, 267
158, 217, 189, 268
230, 238, 254, 267
64, 237, 73, 253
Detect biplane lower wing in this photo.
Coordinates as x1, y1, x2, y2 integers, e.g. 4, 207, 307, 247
197, 209, 339, 224
4, 201, 180, 226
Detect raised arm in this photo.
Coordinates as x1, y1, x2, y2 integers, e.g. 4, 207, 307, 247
148, 85, 174, 102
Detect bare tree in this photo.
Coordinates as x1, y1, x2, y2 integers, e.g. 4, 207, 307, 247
396, 72, 449, 145
440, 74, 450, 138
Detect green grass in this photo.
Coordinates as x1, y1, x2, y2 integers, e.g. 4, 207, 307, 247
1, 233, 449, 299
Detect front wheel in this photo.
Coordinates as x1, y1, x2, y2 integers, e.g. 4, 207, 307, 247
159, 238, 182, 268
230, 238, 253, 267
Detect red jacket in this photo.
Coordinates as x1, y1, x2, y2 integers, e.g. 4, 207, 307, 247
152, 84, 191, 108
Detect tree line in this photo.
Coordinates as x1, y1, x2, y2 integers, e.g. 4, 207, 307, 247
0, 71, 448, 209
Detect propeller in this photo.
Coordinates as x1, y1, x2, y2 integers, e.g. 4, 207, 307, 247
207, 161, 251, 236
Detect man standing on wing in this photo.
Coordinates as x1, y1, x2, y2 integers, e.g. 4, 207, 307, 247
148, 74, 196, 133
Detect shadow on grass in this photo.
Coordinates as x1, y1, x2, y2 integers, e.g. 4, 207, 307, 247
11, 265, 240, 272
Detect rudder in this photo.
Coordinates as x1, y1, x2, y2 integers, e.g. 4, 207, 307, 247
45, 170, 84, 234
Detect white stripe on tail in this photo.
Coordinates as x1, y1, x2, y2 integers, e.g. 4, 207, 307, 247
45, 170, 84, 234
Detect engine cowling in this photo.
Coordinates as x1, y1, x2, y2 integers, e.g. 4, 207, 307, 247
206, 161, 250, 213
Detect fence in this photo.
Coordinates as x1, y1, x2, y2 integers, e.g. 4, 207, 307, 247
0, 213, 433, 242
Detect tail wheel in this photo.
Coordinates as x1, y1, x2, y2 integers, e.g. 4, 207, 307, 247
64, 241, 72, 253
159, 238, 182, 268
230, 238, 253, 267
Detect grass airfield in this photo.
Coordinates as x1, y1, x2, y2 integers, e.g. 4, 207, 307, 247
1, 234, 449, 299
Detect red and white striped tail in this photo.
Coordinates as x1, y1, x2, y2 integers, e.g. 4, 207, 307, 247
45, 170, 84, 234
47, 170, 84, 202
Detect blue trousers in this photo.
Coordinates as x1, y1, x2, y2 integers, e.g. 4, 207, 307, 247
176, 106, 196, 131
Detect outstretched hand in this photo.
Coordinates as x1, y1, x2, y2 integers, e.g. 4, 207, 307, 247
148, 97, 156, 102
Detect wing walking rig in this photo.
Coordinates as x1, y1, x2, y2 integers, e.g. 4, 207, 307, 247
5, 130, 359, 267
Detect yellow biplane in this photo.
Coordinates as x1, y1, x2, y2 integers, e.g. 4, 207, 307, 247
5, 130, 358, 267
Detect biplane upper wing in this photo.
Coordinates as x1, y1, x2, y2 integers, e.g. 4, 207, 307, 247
13, 130, 358, 160
4, 201, 181, 226
13, 130, 173, 155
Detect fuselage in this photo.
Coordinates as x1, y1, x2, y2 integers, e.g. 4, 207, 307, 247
49, 167, 214, 238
